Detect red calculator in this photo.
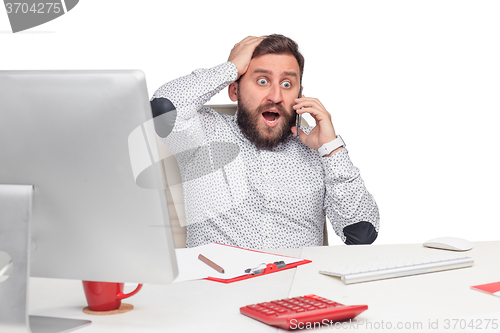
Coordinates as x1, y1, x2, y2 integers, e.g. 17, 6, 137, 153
240, 294, 367, 330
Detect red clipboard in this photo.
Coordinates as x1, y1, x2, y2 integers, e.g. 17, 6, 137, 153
203, 243, 312, 284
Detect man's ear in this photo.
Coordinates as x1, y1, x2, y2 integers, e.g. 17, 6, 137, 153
228, 82, 238, 102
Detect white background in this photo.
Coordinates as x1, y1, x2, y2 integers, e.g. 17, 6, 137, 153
2, 0, 499, 246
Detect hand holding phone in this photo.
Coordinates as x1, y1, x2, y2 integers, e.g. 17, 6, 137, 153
293, 94, 340, 153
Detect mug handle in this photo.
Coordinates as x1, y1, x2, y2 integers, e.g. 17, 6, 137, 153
117, 284, 143, 300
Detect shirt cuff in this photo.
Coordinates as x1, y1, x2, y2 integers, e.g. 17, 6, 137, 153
225, 61, 238, 83
320, 148, 359, 184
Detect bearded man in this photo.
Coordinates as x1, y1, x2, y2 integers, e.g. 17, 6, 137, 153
151, 35, 379, 249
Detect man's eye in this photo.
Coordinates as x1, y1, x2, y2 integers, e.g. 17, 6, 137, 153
281, 81, 291, 88
258, 78, 268, 85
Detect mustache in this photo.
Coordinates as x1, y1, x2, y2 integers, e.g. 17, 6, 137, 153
255, 103, 288, 115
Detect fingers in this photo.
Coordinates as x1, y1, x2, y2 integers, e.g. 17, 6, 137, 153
293, 95, 326, 111
293, 96, 331, 122
228, 36, 265, 79
292, 95, 337, 150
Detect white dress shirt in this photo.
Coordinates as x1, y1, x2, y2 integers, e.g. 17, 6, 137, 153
152, 62, 379, 249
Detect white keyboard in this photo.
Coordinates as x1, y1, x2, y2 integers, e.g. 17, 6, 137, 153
319, 254, 473, 284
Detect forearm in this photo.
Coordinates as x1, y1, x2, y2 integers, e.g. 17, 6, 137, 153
151, 62, 238, 123
323, 149, 380, 244
150, 62, 237, 153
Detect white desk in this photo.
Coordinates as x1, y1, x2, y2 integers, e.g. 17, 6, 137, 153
291, 242, 500, 332
28, 242, 500, 332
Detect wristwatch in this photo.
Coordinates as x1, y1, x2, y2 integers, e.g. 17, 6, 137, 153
318, 135, 345, 156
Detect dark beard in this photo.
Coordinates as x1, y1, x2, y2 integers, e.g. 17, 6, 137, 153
236, 99, 296, 150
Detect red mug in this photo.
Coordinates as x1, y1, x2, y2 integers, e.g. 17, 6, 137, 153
82, 281, 143, 312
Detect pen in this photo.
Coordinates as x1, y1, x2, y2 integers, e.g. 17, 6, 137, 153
198, 254, 224, 274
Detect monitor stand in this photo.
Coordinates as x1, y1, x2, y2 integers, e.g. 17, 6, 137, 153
0, 185, 91, 333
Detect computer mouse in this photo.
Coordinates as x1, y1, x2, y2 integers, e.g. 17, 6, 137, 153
423, 237, 473, 251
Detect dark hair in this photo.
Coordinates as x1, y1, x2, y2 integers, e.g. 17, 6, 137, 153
251, 34, 305, 84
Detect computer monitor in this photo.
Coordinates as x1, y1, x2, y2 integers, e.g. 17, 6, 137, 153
0, 70, 178, 332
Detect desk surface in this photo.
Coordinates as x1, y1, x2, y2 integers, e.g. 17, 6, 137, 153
29, 242, 500, 332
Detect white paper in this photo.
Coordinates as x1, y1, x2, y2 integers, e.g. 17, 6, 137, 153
173, 243, 305, 283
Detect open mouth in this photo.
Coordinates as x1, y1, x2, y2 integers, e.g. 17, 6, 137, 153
261, 110, 281, 127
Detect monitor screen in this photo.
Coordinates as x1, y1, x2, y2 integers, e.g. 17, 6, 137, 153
0, 70, 178, 284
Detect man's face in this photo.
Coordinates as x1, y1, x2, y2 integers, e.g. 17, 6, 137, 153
230, 53, 301, 150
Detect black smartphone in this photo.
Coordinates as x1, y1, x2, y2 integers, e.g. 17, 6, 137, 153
296, 87, 302, 138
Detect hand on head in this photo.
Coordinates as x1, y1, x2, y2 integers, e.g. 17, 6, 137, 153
228, 36, 264, 79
